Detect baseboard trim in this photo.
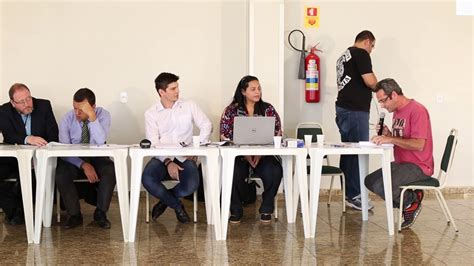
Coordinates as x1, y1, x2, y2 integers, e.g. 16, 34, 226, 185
125, 187, 474, 199
280, 186, 474, 198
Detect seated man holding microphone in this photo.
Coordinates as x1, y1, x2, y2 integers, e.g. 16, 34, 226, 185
365, 78, 432, 229
142, 72, 212, 224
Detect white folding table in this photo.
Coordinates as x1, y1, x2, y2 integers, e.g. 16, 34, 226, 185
0, 145, 36, 243
128, 146, 221, 241
219, 146, 310, 240
306, 143, 394, 237
34, 144, 129, 243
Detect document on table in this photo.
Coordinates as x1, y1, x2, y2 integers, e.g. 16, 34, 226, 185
47, 142, 77, 147
359, 141, 394, 147
207, 141, 229, 147
90, 144, 130, 149
154, 144, 182, 149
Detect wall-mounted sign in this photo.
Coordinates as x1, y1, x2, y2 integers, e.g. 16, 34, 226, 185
304, 6, 320, 28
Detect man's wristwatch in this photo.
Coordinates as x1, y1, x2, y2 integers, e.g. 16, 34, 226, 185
164, 158, 172, 167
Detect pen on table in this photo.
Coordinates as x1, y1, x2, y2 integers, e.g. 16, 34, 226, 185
330, 144, 346, 148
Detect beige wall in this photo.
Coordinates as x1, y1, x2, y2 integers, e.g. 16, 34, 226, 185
0, 1, 249, 144
1, 1, 473, 188
284, 1, 473, 187
254, 2, 283, 117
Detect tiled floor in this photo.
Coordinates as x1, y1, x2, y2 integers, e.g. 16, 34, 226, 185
0, 194, 472, 264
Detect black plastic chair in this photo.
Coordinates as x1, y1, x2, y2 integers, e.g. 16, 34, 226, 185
398, 129, 459, 232
296, 122, 345, 212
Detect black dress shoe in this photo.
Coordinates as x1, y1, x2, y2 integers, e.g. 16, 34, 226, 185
94, 209, 111, 229
229, 210, 243, 224
5, 214, 25, 225
151, 201, 168, 221
175, 205, 190, 223
64, 214, 83, 229
5, 207, 25, 225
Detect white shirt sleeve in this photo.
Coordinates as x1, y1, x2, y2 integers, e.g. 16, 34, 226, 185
189, 100, 212, 142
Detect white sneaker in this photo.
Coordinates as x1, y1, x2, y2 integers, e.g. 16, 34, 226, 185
346, 194, 374, 211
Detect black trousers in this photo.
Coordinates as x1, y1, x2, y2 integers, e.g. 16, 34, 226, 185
0, 157, 36, 219
55, 157, 116, 216
230, 156, 283, 215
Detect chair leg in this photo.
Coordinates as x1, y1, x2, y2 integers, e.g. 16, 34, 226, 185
327, 176, 335, 206
145, 191, 150, 223
56, 189, 61, 223
341, 174, 346, 213
434, 191, 450, 223
193, 191, 198, 223
435, 190, 459, 232
398, 187, 408, 232
274, 196, 278, 220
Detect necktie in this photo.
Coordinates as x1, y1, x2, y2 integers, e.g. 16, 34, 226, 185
81, 120, 90, 144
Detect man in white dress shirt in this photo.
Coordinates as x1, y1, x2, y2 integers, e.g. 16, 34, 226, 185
142, 72, 212, 223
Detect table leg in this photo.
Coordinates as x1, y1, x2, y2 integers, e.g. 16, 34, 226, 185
381, 150, 394, 235
292, 172, 299, 223
43, 157, 56, 227
205, 152, 222, 240
358, 154, 369, 221
296, 152, 310, 238
128, 155, 143, 242
220, 152, 235, 240
200, 156, 212, 225
282, 156, 294, 223
114, 150, 129, 242
309, 151, 323, 238
17, 151, 34, 243
34, 153, 48, 243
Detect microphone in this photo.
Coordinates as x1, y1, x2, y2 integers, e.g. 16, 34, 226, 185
377, 112, 385, 136
139, 139, 151, 149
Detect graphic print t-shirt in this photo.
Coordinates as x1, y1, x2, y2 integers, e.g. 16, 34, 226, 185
392, 99, 434, 176
336, 47, 373, 112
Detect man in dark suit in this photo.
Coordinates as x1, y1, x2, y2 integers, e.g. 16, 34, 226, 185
0, 83, 58, 225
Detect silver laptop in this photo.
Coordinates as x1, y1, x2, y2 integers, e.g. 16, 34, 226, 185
233, 117, 275, 145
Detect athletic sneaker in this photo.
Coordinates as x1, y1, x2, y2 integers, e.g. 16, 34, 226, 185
346, 194, 374, 211
415, 189, 424, 202
401, 194, 423, 229
260, 213, 272, 223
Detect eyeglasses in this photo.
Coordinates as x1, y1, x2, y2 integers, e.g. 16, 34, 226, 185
378, 95, 391, 104
12, 96, 33, 105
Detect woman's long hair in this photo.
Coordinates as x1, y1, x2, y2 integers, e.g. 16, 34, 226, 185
231, 75, 269, 116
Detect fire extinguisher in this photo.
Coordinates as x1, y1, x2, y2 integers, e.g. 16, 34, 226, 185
305, 45, 321, 103
288, 30, 323, 103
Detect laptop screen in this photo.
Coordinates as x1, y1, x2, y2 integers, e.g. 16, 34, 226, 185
233, 117, 275, 145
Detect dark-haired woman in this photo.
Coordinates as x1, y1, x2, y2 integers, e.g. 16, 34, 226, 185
220, 75, 283, 224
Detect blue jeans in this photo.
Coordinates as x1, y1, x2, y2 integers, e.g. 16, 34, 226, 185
142, 158, 199, 209
335, 106, 369, 199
